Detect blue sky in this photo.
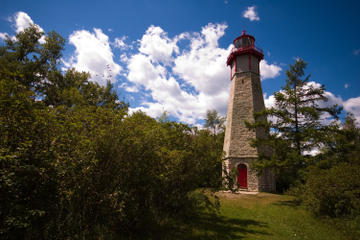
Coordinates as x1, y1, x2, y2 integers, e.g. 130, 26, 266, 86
1, 0, 360, 125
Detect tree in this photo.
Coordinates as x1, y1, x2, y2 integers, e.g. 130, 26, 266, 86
270, 59, 341, 154
0, 25, 127, 239
316, 112, 360, 168
204, 109, 225, 135
248, 58, 342, 191
300, 115, 360, 218
2, 25, 65, 90
0, 25, 223, 239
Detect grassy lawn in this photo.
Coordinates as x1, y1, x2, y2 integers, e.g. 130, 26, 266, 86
169, 191, 358, 240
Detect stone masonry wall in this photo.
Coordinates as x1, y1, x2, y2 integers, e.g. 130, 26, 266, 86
223, 72, 260, 158
223, 55, 275, 192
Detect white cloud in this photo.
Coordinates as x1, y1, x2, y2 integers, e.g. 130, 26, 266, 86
343, 97, 360, 124
0, 32, 9, 40
243, 6, 260, 21
118, 83, 138, 93
127, 52, 202, 124
2, 11, 45, 43
264, 81, 360, 126
138, 25, 179, 64
260, 60, 282, 80
119, 53, 129, 63
13, 11, 39, 33
127, 53, 163, 86
125, 23, 281, 124
66, 28, 122, 86
201, 23, 227, 48
114, 36, 129, 49
125, 85, 139, 93
173, 23, 230, 96
14, 12, 45, 43
126, 23, 232, 124
264, 93, 276, 108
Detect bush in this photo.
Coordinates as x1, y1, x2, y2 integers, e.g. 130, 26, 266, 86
301, 163, 360, 218
0, 25, 224, 239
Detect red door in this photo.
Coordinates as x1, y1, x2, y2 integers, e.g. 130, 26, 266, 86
238, 164, 247, 188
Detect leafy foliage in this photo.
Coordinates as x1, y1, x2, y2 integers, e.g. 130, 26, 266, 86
0, 26, 224, 239
299, 113, 360, 218
302, 162, 360, 218
204, 109, 225, 135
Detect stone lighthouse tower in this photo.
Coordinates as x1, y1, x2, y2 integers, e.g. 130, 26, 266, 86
223, 31, 275, 192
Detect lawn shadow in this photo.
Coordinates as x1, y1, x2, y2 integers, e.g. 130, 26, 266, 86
162, 212, 270, 240
272, 199, 300, 208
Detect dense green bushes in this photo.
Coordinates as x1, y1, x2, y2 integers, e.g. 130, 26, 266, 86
299, 116, 360, 218
0, 26, 223, 239
302, 163, 360, 217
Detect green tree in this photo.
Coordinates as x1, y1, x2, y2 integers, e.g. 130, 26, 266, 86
0, 25, 221, 239
300, 114, 360, 218
0, 25, 127, 239
248, 59, 342, 191
204, 109, 225, 135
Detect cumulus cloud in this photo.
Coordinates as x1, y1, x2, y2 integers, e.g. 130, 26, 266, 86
126, 23, 231, 124
264, 93, 276, 108
264, 81, 360, 126
243, 6, 260, 21
124, 23, 282, 124
138, 25, 179, 64
66, 28, 122, 85
260, 60, 282, 80
1, 11, 45, 43
127, 52, 202, 124
173, 23, 230, 96
13, 12, 40, 33
343, 97, 360, 123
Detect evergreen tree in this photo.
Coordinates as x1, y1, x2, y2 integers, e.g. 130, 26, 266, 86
248, 58, 342, 191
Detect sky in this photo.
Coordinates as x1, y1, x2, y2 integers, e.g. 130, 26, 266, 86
1, 0, 360, 126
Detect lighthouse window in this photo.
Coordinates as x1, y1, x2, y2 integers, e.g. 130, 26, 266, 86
242, 38, 250, 47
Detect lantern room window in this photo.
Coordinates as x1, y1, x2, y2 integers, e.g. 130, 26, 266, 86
234, 36, 254, 49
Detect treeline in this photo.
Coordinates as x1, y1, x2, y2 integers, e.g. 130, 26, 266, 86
1, 25, 359, 239
247, 59, 360, 222
0, 26, 223, 239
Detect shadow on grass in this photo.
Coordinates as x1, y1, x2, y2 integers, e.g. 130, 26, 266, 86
160, 212, 270, 240
272, 199, 300, 208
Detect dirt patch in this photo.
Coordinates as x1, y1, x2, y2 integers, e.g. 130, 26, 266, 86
215, 191, 278, 200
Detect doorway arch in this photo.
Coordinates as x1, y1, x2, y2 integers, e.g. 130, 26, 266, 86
237, 164, 247, 188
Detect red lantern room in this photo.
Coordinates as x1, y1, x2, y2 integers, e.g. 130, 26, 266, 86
227, 30, 264, 78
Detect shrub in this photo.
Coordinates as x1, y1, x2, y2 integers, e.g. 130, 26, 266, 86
301, 163, 360, 218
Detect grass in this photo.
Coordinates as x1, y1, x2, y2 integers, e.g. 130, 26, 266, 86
167, 191, 359, 240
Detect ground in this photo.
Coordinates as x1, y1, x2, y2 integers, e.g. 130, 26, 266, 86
170, 191, 359, 240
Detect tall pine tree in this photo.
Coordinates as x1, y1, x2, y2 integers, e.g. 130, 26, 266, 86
248, 58, 342, 191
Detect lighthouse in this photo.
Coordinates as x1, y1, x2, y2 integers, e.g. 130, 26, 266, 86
223, 31, 276, 192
